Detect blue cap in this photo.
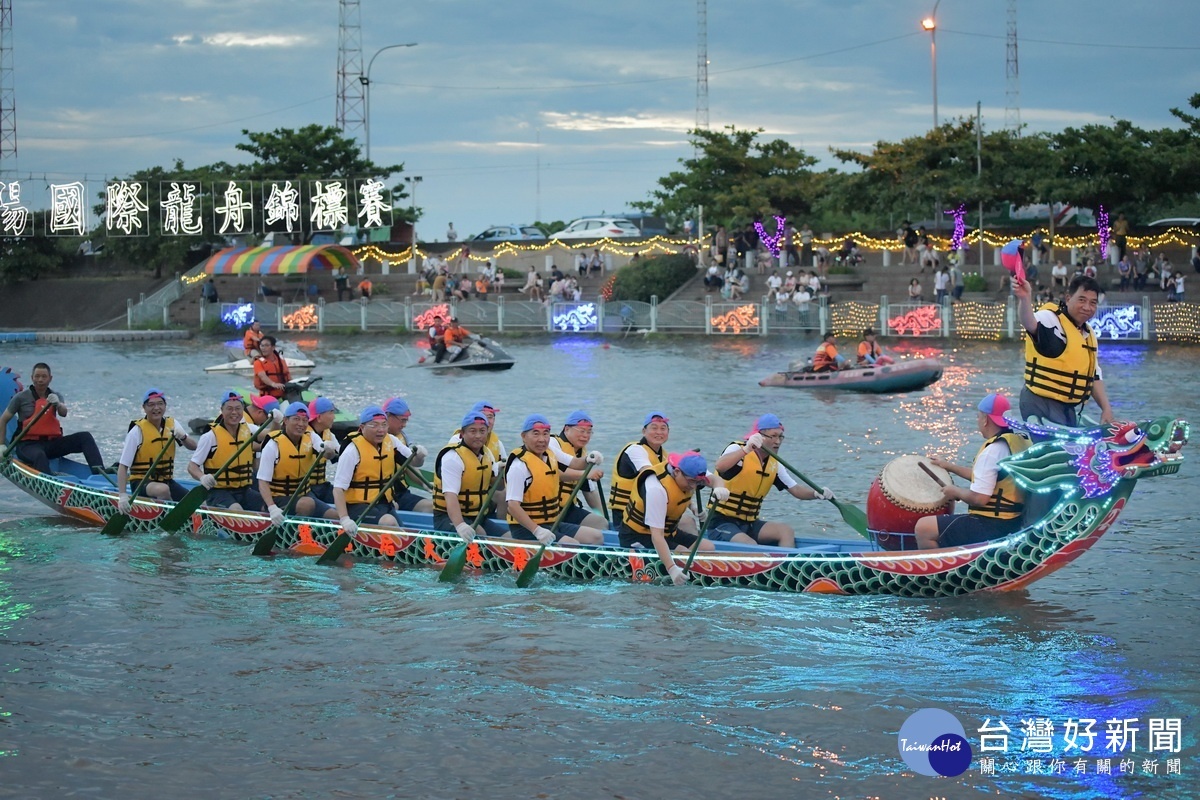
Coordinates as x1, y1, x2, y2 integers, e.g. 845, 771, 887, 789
142, 388, 166, 404
283, 401, 309, 418
673, 452, 708, 479
521, 413, 551, 432
564, 410, 593, 427
754, 413, 783, 433
471, 400, 499, 414
383, 397, 411, 417
218, 390, 244, 408
359, 405, 387, 424
642, 411, 670, 427
461, 410, 490, 429
977, 392, 1013, 428
308, 397, 336, 417
250, 395, 279, 413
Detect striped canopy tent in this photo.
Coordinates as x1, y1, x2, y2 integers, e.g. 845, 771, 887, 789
201, 245, 360, 275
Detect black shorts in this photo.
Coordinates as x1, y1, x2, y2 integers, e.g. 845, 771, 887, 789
935, 513, 1023, 547
208, 486, 263, 511
707, 513, 768, 542
432, 511, 507, 538
135, 479, 188, 501
617, 524, 699, 550
347, 502, 394, 525
509, 522, 582, 542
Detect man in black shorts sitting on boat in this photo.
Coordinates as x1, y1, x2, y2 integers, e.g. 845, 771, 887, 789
913, 393, 1030, 549
115, 388, 197, 508
0, 362, 106, 474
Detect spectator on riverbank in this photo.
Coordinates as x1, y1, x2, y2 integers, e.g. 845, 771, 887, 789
908, 278, 923, 302
202, 279, 219, 304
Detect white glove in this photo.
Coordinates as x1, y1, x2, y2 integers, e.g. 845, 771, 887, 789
0, 444, 7, 459
712, 486, 730, 503
668, 565, 688, 586
117, 494, 132, 514
533, 526, 555, 545
270, 408, 284, 425
268, 504, 285, 525
46, 393, 61, 406
818, 487, 835, 501
413, 444, 428, 459
322, 439, 340, 456
339, 516, 358, 535
492, 461, 503, 476
744, 433, 765, 451
200, 474, 217, 490
585, 450, 603, 465
455, 521, 476, 543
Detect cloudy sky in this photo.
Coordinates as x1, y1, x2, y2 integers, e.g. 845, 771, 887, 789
7, 0, 1198, 238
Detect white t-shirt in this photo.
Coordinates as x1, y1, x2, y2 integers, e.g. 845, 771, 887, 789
256, 431, 325, 483
332, 434, 411, 491
934, 271, 949, 291
118, 419, 190, 468
968, 440, 1013, 496
719, 443, 798, 489
793, 289, 811, 307
767, 275, 782, 291
190, 423, 261, 467
640, 470, 713, 529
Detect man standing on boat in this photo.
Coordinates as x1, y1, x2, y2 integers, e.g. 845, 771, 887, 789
253, 336, 292, 400
115, 389, 197, 508
1013, 275, 1115, 427
0, 362, 106, 475
709, 414, 833, 549
914, 393, 1030, 549
609, 411, 671, 529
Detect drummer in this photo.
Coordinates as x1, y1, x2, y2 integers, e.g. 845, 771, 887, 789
914, 393, 1030, 549
709, 414, 834, 549
115, 388, 197, 509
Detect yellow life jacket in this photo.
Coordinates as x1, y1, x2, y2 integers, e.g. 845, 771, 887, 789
623, 461, 695, 537
308, 428, 335, 487
386, 434, 412, 500
433, 443, 495, 518
266, 430, 316, 497
1023, 303, 1098, 404
344, 433, 396, 505
128, 417, 176, 482
968, 431, 1029, 520
204, 421, 255, 490
609, 439, 665, 515
448, 427, 504, 463
713, 441, 778, 521
553, 432, 587, 508
505, 447, 561, 526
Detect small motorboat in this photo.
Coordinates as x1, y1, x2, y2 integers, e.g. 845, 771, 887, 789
759, 357, 943, 393
410, 337, 515, 372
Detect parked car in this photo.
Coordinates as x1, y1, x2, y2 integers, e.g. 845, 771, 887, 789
471, 224, 547, 242
550, 217, 641, 240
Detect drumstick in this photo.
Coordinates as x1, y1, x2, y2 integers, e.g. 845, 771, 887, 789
918, 461, 947, 487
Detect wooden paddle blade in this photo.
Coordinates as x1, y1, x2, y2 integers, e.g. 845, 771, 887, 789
515, 543, 547, 588
251, 529, 279, 556
100, 512, 130, 537
437, 542, 469, 582
834, 499, 870, 538
316, 532, 351, 565
159, 486, 207, 532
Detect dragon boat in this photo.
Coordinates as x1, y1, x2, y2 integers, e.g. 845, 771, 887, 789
0, 412, 1186, 597
759, 357, 944, 393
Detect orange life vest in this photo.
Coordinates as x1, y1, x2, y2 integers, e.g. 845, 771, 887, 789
24, 394, 63, 440
813, 342, 838, 372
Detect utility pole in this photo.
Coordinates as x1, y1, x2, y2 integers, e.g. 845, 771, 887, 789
336, 0, 365, 136
0, 0, 17, 170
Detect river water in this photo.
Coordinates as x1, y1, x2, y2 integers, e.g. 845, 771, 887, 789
0, 335, 1197, 799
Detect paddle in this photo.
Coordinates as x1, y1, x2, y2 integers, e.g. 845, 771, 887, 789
684, 488, 718, 571
436, 468, 504, 583
404, 464, 435, 492
515, 462, 594, 588
251, 451, 326, 556
764, 447, 870, 539
159, 425, 261, 532
595, 475, 610, 523
0, 399, 57, 464
317, 452, 416, 566
100, 434, 178, 537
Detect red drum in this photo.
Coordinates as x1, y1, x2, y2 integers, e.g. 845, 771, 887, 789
867, 455, 954, 550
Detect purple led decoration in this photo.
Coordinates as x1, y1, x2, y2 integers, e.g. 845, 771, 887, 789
755, 215, 786, 257
943, 204, 966, 251
1098, 205, 1110, 258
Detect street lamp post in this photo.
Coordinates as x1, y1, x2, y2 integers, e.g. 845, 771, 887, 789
922, 2, 940, 129
405, 175, 422, 274
358, 42, 417, 164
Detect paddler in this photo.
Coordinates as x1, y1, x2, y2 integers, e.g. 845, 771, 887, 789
0, 361, 106, 474
505, 414, 605, 546
609, 411, 671, 529
306, 396, 340, 505
1013, 274, 1116, 427
382, 397, 432, 513
914, 393, 1030, 549
253, 336, 291, 400
856, 328, 895, 366
433, 408, 508, 543
244, 394, 285, 443
618, 451, 724, 586
256, 402, 339, 523
548, 410, 608, 529
811, 333, 845, 372
187, 390, 265, 511
115, 388, 197, 511
448, 401, 505, 462
242, 320, 264, 358
332, 405, 414, 533
709, 414, 833, 548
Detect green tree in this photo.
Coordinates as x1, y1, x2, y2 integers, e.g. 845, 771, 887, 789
0, 211, 73, 285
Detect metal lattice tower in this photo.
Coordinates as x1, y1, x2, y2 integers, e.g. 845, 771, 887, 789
0, 0, 16, 168
696, 0, 708, 130
336, 0, 364, 135
1004, 0, 1021, 135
